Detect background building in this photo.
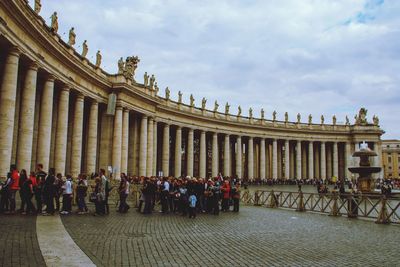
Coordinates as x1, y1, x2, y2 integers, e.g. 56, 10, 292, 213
382, 140, 400, 179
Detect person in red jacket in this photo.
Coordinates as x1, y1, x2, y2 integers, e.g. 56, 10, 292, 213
220, 179, 231, 212
8, 164, 20, 214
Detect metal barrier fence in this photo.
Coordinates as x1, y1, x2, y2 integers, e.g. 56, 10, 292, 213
241, 189, 400, 225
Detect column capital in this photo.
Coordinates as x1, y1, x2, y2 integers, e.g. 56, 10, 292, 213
27, 61, 39, 71
141, 114, 147, 119
45, 73, 55, 82
8, 46, 21, 57
176, 125, 181, 130
76, 93, 85, 101
61, 85, 71, 92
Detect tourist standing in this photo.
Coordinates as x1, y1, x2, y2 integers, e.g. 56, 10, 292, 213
118, 174, 130, 213
221, 180, 231, 212
18, 169, 28, 212
160, 177, 169, 213
60, 175, 73, 215
35, 164, 46, 214
21, 171, 35, 215
76, 174, 88, 214
188, 191, 197, 219
54, 173, 63, 211
0, 172, 12, 213
100, 169, 109, 214
43, 168, 56, 215
232, 182, 241, 212
8, 165, 20, 214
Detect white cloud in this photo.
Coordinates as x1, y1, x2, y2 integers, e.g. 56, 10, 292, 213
36, 0, 400, 138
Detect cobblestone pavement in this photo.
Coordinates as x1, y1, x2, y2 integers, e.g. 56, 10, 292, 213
61, 205, 400, 267
0, 215, 45, 267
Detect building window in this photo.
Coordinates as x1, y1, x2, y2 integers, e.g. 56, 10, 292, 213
388, 166, 392, 169
387, 145, 390, 148
388, 157, 391, 163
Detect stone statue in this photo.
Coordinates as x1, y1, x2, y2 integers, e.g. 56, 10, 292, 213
95, 50, 102, 68
373, 115, 379, 126
249, 108, 253, 118
332, 115, 337, 125
214, 101, 219, 112
154, 82, 159, 95
308, 114, 312, 124
118, 57, 124, 74
120, 56, 140, 81
68, 27, 76, 46
225, 102, 230, 114
143, 72, 149, 86
273, 111, 277, 121
238, 106, 242, 116
81, 40, 88, 57
284, 112, 288, 123
201, 97, 207, 109
50, 12, 58, 33
34, 0, 42, 13
178, 91, 182, 103
149, 74, 155, 89
345, 115, 350, 125
261, 108, 265, 120
356, 108, 368, 125
190, 94, 195, 107
321, 115, 324, 125
297, 113, 301, 123
165, 87, 170, 100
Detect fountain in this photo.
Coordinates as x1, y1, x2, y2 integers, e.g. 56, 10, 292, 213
348, 141, 381, 193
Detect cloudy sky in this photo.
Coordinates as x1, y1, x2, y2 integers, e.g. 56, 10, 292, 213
37, 0, 399, 139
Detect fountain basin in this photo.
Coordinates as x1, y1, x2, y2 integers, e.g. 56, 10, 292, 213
348, 167, 381, 175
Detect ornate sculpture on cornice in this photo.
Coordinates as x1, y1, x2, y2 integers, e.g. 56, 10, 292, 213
372, 115, 379, 126
214, 101, 219, 113
308, 114, 312, 124
273, 111, 277, 122
332, 115, 337, 126
355, 107, 368, 125
238, 106, 242, 116
201, 97, 207, 110
190, 94, 195, 107
249, 108, 253, 119
143, 72, 149, 87
81, 40, 88, 58
122, 56, 140, 81
34, 0, 42, 14
50, 12, 58, 33
68, 27, 76, 46
297, 113, 301, 124
284, 112, 288, 123
149, 74, 155, 89
95, 50, 102, 68
261, 108, 265, 120
321, 115, 324, 125
118, 57, 124, 74
178, 91, 182, 104
154, 82, 159, 95
165, 87, 170, 100
225, 102, 230, 115
345, 115, 350, 126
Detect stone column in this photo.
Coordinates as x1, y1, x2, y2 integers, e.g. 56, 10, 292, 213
320, 142, 326, 180
139, 115, 147, 176
248, 137, 254, 179
333, 142, 339, 179
36, 75, 54, 171
272, 139, 278, 179
153, 121, 157, 176
146, 117, 154, 177
187, 128, 194, 177
374, 141, 383, 178
16, 62, 38, 172
162, 124, 170, 177
112, 106, 123, 179
223, 134, 230, 177
212, 132, 218, 177
199, 130, 206, 178
0, 47, 20, 176
308, 141, 314, 179
174, 126, 182, 178
121, 109, 129, 174
70, 94, 84, 178
345, 142, 352, 179
86, 100, 98, 174
54, 87, 70, 175
290, 143, 295, 178
236, 136, 242, 178
285, 140, 290, 180
260, 138, 266, 180
296, 140, 302, 180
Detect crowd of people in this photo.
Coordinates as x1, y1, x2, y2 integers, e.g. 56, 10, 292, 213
0, 164, 242, 219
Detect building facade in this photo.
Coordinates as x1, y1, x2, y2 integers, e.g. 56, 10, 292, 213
0, 1, 384, 180
381, 140, 400, 179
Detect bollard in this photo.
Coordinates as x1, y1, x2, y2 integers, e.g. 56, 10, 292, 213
296, 190, 305, 212
267, 190, 277, 208
375, 196, 390, 224
329, 192, 340, 217
254, 191, 261, 206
